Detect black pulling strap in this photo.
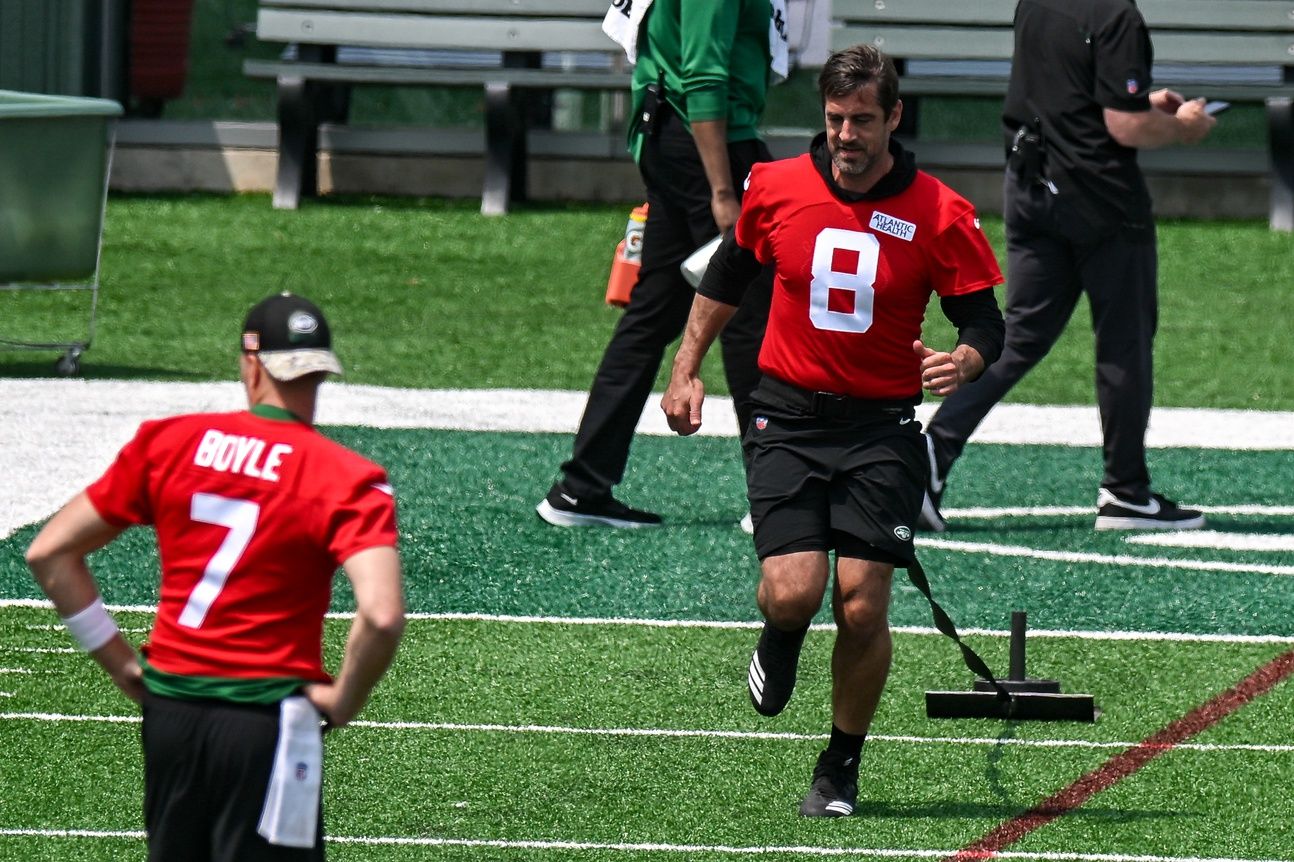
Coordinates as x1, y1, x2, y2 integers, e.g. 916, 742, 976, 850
905, 555, 1010, 701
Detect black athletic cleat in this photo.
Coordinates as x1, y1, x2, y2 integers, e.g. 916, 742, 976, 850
799, 749, 859, 817
535, 485, 662, 528
917, 433, 947, 533
747, 623, 806, 717
1094, 489, 1205, 531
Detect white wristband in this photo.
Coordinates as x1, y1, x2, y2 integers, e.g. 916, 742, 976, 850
61, 598, 120, 653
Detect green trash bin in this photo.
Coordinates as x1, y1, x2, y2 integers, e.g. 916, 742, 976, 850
0, 90, 122, 374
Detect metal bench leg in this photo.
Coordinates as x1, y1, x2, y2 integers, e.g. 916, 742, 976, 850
482, 81, 527, 216
273, 74, 318, 210
1268, 96, 1294, 232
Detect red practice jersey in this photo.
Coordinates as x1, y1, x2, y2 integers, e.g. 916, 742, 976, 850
736, 154, 1003, 399
86, 408, 398, 683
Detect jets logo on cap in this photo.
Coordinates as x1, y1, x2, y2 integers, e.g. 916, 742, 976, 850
288, 311, 319, 334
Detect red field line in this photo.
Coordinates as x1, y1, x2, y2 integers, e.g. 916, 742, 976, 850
947, 647, 1294, 861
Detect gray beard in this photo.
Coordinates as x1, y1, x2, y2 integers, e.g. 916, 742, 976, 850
831, 148, 874, 177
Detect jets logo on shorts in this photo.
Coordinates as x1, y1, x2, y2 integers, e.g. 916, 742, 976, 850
893, 525, 912, 541
755, 416, 768, 430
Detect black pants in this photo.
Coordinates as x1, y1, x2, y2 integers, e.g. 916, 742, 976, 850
926, 173, 1157, 501
142, 693, 325, 862
558, 106, 775, 501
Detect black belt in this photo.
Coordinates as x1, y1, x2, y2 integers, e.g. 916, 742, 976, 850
757, 375, 915, 421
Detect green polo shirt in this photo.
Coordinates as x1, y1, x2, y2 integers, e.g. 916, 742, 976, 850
628, 0, 772, 162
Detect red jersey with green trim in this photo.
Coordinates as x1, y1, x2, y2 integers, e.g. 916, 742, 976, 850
736, 154, 1002, 399
85, 409, 398, 683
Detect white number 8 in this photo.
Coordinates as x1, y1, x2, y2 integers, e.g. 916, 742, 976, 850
809, 228, 879, 333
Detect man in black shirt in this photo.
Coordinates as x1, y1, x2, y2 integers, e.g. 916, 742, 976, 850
920, 0, 1215, 532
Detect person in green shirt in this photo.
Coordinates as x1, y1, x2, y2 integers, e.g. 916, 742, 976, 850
539, 0, 778, 530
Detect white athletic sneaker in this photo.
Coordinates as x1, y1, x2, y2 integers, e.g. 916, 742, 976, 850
1094, 489, 1205, 531
535, 485, 661, 528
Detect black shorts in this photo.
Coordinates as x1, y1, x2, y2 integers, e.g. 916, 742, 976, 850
743, 382, 925, 564
142, 693, 325, 862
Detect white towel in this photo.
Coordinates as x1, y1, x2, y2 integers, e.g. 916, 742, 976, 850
680, 234, 723, 288
257, 696, 324, 849
768, 0, 789, 82
602, 0, 651, 65
603, 0, 789, 82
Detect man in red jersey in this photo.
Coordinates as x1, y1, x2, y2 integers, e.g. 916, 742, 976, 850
26, 293, 405, 860
662, 45, 1004, 817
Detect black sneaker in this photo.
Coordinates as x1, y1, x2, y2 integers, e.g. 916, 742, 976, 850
535, 485, 662, 528
799, 749, 859, 817
747, 623, 807, 717
916, 433, 947, 533
1094, 489, 1205, 531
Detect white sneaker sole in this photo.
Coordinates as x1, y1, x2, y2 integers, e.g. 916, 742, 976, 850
799, 797, 856, 817
1094, 513, 1206, 531
535, 499, 659, 529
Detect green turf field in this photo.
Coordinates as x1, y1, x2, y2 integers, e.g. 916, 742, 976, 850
2, 421, 1293, 860
0, 4, 1288, 855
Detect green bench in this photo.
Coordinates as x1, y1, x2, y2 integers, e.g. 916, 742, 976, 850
245, 0, 629, 214
832, 0, 1294, 229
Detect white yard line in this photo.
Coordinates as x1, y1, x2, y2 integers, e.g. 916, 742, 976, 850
0, 827, 1291, 862
1125, 531, 1294, 552
2, 647, 77, 655
4, 379, 1292, 540
22, 624, 147, 634
915, 538, 1294, 577
2, 711, 1291, 754
943, 505, 1294, 519
5, 599, 1294, 644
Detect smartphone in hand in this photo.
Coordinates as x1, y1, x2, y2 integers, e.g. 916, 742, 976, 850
1204, 100, 1231, 116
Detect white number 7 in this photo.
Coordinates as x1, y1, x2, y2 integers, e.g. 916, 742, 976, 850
179, 493, 260, 629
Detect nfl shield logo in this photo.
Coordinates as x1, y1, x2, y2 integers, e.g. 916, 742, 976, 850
1126, 78, 1139, 95
755, 416, 768, 430
295, 762, 309, 781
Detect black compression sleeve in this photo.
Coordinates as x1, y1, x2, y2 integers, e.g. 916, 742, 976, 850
696, 229, 763, 307
940, 288, 1005, 371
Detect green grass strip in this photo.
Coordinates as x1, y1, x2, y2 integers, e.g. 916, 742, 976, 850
2, 195, 1291, 410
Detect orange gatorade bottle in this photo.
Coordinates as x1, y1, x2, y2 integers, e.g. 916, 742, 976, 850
605, 203, 648, 307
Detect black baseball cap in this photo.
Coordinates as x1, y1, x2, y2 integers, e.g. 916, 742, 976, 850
241, 292, 343, 381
